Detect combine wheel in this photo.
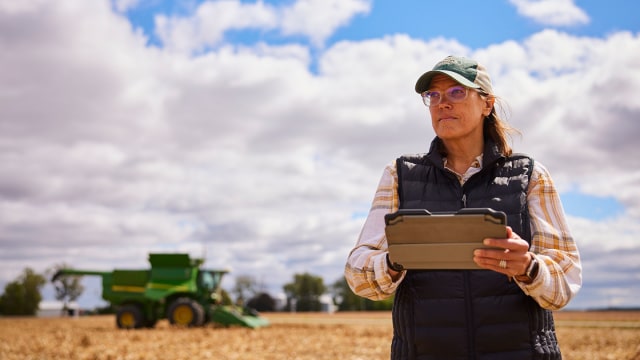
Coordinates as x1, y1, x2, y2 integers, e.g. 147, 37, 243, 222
116, 305, 145, 329
167, 297, 205, 327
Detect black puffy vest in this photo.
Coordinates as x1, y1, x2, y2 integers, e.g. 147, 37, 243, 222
390, 138, 561, 360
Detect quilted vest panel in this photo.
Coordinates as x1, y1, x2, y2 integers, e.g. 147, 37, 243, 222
390, 139, 560, 360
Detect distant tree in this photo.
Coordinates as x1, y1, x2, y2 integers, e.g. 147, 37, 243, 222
0, 268, 46, 316
283, 273, 326, 312
331, 277, 394, 311
49, 263, 84, 316
232, 275, 258, 305
247, 292, 276, 312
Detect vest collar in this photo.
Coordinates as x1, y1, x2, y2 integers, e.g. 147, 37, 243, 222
426, 137, 505, 169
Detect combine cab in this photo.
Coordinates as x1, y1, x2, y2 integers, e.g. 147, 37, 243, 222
52, 253, 269, 329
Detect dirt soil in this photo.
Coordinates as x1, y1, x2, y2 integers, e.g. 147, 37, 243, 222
0, 311, 639, 360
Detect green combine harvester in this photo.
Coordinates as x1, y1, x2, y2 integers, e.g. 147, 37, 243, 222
52, 253, 269, 329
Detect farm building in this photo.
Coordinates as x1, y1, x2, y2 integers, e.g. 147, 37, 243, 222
37, 301, 80, 317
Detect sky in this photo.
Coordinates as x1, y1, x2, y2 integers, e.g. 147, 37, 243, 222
1, 0, 639, 310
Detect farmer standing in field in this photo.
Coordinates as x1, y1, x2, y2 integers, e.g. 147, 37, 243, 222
345, 55, 582, 359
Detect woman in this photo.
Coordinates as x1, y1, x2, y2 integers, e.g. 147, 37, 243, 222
345, 55, 582, 359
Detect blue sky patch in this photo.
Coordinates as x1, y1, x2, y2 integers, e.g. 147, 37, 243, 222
560, 190, 624, 220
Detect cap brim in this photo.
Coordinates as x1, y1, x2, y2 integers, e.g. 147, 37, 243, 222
414, 70, 480, 93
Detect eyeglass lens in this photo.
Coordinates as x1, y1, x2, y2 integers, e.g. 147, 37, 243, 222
422, 86, 468, 106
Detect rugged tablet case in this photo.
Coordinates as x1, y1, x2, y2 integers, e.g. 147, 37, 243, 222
384, 208, 507, 270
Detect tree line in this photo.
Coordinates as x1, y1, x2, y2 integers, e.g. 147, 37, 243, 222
0, 266, 393, 316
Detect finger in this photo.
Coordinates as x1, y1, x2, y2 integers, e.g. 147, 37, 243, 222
473, 256, 511, 276
473, 247, 510, 264
483, 238, 528, 252
481, 238, 512, 251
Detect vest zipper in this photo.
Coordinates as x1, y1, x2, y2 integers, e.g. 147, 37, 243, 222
461, 193, 467, 208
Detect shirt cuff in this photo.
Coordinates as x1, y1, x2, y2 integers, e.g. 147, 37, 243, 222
377, 252, 405, 293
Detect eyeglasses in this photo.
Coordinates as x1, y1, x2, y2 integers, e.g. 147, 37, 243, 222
420, 85, 469, 107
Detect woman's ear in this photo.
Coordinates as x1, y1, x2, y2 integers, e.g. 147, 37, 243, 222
483, 96, 495, 117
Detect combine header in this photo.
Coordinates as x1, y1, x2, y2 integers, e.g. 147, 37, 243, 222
52, 253, 269, 329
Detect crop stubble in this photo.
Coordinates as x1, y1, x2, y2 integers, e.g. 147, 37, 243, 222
0, 311, 638, 360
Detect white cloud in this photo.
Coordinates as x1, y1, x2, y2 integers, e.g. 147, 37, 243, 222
155, 0, 370, 53
155, 0, 278, 53
280, 0, 371, 47
509, 0, 590, 26
1, 0, 639, 309
478, 30, 640, 177
112, 0, 140, 13
0, 0, 49, 14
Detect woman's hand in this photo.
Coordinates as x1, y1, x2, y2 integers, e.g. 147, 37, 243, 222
473, 226, 532, 277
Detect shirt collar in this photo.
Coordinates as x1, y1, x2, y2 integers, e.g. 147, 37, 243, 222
443, 154, 484, 185
443, 154, 483, 169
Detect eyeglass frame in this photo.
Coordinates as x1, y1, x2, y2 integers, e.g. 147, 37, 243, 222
420, 85, 488, 107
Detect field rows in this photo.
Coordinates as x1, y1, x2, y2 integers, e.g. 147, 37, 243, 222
0, 311, 639, 360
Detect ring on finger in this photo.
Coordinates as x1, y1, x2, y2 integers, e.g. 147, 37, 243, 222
499, 259, 507, 269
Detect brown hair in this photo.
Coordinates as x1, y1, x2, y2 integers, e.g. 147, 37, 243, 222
482, 95, 519, 157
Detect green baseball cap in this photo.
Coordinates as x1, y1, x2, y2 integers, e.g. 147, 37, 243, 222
414, 55, 493, 94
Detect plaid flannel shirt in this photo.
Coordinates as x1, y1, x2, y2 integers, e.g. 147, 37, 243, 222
344, 158, 582, 310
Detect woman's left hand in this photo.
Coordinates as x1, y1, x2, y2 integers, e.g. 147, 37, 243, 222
473, 226, 532, 277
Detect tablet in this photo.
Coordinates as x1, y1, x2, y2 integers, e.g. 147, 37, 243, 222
384, 208, 507, 270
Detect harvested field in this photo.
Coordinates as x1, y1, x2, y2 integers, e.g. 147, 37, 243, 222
0, 311, 639, 360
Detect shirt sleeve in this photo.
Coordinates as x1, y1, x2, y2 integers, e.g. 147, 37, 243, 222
515, 161, 583, 310
344, 162, 405, 300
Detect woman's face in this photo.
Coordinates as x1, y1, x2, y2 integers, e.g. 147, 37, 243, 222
427, 74, 493, 143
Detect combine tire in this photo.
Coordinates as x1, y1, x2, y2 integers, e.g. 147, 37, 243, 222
116, 305, 145, 329
167, 298, 205, 327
